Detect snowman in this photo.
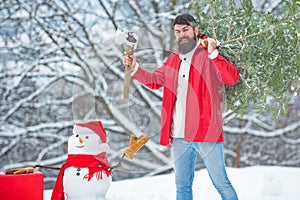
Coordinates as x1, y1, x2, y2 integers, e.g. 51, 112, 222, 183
51, 121, 112, 200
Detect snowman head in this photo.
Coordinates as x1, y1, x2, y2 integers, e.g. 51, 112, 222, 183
68, 121, 109, 155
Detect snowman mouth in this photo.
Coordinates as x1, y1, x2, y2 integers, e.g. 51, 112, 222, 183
76, 145, 85, 148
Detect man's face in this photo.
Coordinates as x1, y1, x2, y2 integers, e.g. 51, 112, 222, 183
174, 24, 198, 54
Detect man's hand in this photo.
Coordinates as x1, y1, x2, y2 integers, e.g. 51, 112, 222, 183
124, 135, 150, 160
123, 52, 136, 71
205, 38, 217, 54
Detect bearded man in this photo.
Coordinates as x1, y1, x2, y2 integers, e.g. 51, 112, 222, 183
123, 13, 239, 200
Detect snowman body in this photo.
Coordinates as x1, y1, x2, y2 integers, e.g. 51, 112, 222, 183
63, 167, 111, 200
62, 125, 112, 200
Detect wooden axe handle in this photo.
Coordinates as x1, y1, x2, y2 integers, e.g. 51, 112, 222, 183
123, 45, 134, 99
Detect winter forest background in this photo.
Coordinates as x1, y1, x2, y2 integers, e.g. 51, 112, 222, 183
0, 0, 299, 189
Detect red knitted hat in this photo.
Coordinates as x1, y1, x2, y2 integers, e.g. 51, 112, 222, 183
74, 121, 107, 143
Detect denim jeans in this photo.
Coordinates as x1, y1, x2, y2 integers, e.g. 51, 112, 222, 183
173, 138, 238, 200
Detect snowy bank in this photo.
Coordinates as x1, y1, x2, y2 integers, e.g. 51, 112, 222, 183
44, 166, 300, 200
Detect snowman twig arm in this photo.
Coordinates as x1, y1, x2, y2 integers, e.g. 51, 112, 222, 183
110, 154, 125, 170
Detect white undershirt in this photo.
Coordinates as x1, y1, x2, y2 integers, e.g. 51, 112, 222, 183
171, 43, 198, 138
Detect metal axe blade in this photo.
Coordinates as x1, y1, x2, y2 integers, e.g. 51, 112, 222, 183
114, 30, 138, 99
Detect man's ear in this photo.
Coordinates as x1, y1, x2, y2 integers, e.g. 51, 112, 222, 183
194, 27, 199, 38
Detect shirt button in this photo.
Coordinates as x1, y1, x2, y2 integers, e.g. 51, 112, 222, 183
184, 58, 186, 61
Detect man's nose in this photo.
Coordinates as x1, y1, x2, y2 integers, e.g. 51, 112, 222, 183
178, 31, 186, 37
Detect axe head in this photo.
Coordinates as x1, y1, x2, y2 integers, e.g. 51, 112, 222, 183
114, 30, 138, 53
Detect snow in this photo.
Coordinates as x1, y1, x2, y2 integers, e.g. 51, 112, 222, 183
44, 166, 300, 200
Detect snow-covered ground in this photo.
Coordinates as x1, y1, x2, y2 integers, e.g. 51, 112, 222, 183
44, 166, 300, 200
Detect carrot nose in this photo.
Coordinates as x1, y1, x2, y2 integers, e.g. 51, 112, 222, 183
79, 137, 83, 144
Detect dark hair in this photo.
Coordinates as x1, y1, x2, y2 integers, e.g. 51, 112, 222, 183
172, 14, 197, 29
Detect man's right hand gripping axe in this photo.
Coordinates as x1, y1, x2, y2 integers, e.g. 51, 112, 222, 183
115, 31, 138, 99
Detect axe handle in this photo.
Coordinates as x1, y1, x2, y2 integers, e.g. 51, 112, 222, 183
123, 45, 134, 99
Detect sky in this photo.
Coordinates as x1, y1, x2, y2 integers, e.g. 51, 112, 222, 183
44, 165, 300, 200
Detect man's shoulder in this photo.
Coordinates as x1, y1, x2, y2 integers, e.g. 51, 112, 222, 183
165, 51, 180, 62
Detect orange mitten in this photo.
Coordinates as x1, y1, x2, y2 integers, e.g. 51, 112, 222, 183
124, 135, 150, 160
5, 167, 35, 175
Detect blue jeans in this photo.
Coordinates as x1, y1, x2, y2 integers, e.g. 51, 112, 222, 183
173, 138, 238, 200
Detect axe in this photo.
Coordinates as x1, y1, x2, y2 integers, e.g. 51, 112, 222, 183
115, 31, 138, 99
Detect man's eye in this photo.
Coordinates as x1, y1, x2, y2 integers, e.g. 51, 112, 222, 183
85, 136, 89, 139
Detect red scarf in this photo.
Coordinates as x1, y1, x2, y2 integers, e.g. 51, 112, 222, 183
51, 153, 112, 200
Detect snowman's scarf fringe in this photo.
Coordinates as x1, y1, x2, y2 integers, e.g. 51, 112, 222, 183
83, 166, 112, 181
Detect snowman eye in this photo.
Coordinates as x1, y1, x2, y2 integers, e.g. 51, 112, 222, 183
85, 136, 89, 139
76, 134, 79, 137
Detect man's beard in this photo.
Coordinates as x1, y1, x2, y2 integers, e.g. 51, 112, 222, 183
177, 34, 197, 54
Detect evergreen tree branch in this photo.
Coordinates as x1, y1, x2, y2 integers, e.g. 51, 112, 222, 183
221, 14, 299, 46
